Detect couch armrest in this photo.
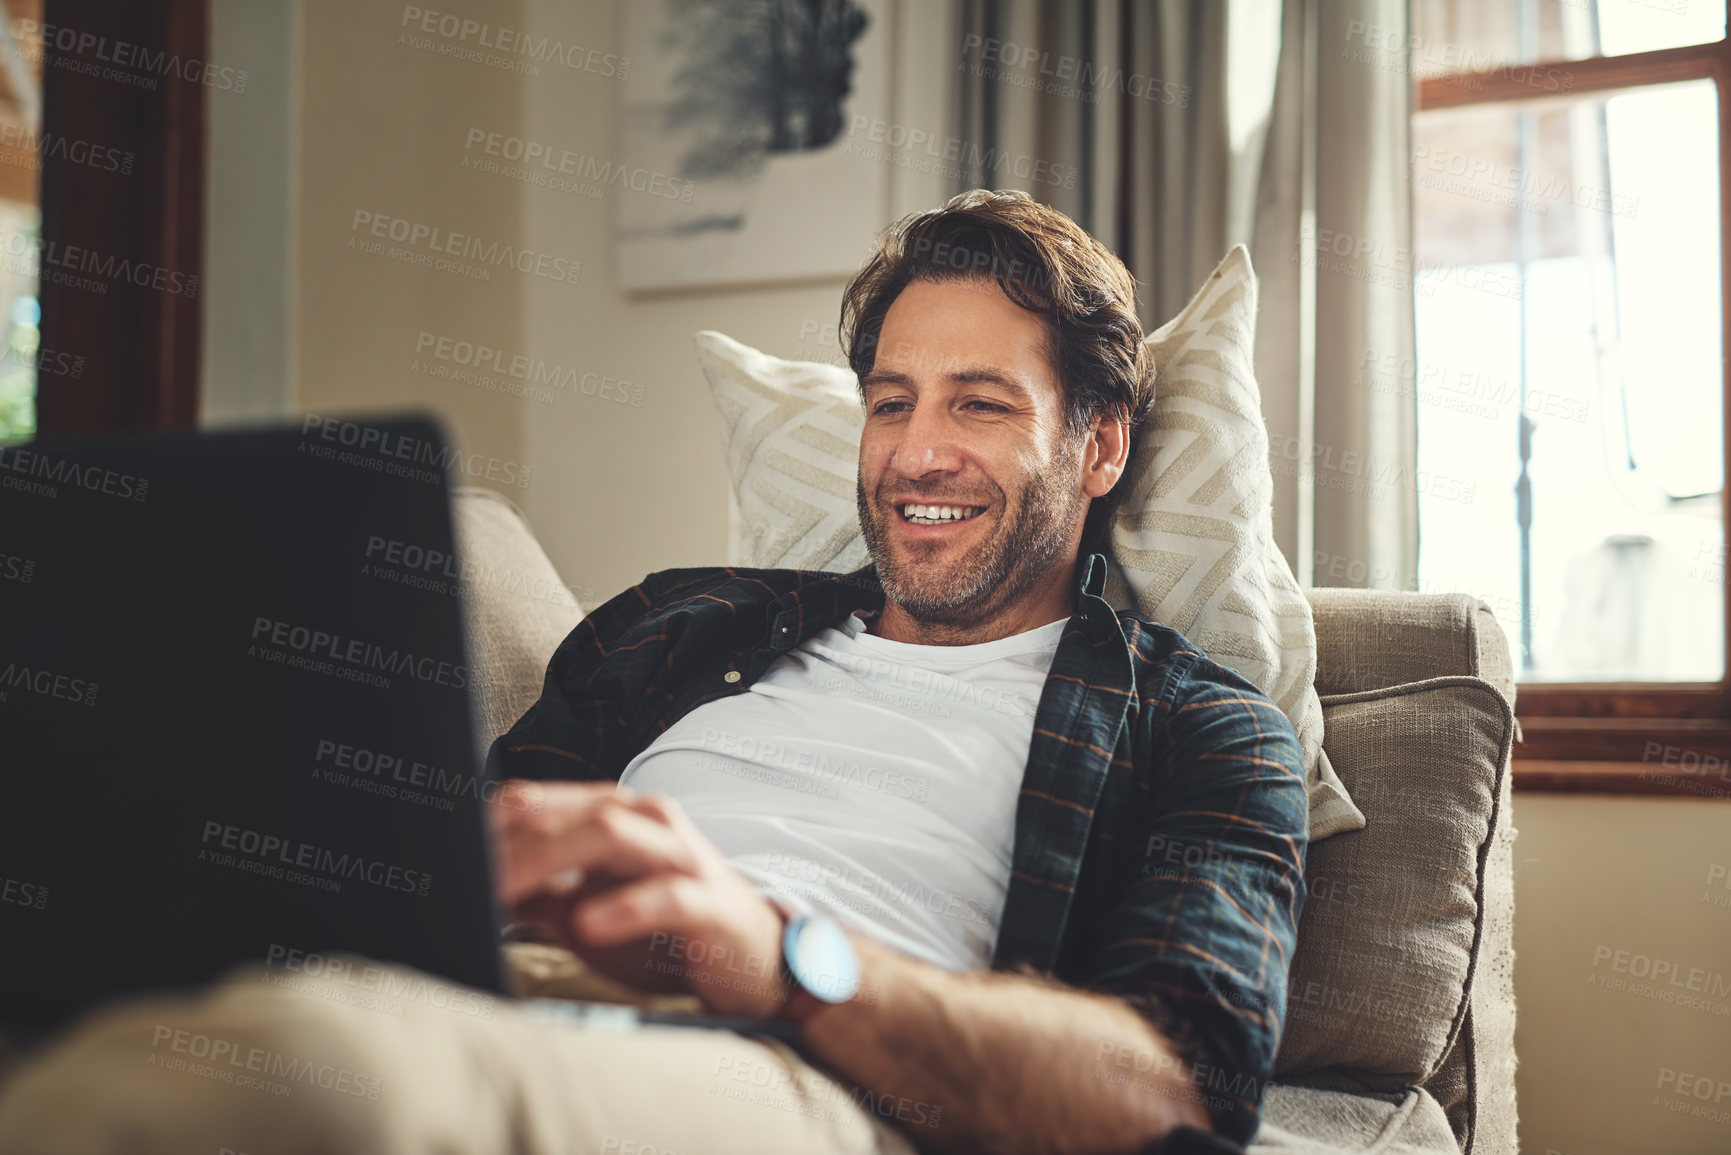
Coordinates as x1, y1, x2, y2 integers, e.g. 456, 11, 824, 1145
1305, 588, 1520, 1155
1306, 589, 1516, 710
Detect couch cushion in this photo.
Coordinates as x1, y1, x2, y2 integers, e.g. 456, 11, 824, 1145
1249, 1084, 1458, 1154
1275, 676, 1512, 1088
449, 488, 585, 757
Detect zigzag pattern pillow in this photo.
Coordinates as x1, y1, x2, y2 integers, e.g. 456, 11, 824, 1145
694, 245, 1363, 840
1104, 246, 1361, 839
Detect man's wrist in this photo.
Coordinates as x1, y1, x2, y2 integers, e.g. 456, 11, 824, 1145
763, 897, 848, 1026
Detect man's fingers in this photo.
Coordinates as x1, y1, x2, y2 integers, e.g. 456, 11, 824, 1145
496, 803, 699, 908
570, 873, 711, 950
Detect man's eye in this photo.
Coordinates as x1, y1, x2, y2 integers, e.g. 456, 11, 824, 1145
966, 401, 1006, 413
872, 401, 911, 415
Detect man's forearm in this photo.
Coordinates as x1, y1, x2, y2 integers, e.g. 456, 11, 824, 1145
795, 932, 1211, 1155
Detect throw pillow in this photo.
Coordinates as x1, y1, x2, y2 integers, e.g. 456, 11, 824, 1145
1274, 676, 1513, 1086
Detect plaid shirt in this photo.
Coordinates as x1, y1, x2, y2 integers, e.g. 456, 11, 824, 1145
486, 551, 1308, 1147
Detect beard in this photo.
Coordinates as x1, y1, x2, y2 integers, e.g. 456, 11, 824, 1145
856, 433, 1088, 628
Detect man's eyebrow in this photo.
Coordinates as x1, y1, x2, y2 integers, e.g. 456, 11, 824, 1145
861, 365, 1036, 401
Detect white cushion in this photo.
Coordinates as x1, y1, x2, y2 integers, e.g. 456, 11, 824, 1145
694, 246, 1362, 840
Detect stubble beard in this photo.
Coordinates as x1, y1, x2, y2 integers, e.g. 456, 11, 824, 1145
856, 434, 1087, 628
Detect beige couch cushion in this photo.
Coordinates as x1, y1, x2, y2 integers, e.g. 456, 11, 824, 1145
449, 488, 585, 757
1275, 677, 1513, 1089
1250, 1085, 1458, 1154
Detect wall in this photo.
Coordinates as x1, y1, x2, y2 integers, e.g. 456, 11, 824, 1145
515, 0, 954, 603
1512, 794, 1731, 1155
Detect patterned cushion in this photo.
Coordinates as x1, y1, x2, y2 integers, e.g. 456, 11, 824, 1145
1103, 246, 1359, 838
693, 246, 1362, 840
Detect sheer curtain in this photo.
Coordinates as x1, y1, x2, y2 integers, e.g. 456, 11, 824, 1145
951, 0, 1419, 587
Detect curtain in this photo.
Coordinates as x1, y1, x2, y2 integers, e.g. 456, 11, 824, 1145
952, 0, 1419, 588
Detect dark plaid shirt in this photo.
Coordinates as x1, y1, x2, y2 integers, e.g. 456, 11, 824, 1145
485, 551, 1308, 1147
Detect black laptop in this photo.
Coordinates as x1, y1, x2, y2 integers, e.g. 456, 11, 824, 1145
0, 415, 507, 1038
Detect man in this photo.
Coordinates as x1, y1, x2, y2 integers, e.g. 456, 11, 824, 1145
0, 190, 1305, 1155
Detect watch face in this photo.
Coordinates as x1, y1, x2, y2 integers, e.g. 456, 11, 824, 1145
787, 915, 861, 1003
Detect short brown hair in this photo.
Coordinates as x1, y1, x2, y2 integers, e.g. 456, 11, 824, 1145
839, 189, 1152, 551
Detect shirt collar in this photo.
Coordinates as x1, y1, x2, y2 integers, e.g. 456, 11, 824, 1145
767, 551, 1114, 649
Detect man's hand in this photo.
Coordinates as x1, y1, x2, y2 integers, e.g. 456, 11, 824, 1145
488, 779, 790, 1018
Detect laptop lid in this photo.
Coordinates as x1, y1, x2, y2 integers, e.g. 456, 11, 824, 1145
0, 414, 506, 1033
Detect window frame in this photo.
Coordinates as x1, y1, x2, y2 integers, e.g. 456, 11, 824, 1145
1415, 33, 1731, 796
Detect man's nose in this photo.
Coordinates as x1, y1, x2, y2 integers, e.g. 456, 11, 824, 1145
889, 401, 964, 477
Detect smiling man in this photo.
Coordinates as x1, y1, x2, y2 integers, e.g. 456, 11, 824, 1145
476, 190, 1309, 1155
0, 191, 1305, 1155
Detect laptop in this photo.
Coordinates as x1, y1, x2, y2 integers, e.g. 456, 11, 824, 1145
0, 415, 589, 1040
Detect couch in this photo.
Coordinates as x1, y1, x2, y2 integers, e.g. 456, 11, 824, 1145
452, 488, 1520, 1155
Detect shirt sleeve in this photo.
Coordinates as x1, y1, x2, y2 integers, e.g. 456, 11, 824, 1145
1077, 653, 1310, 1147
481, 577, 662, 784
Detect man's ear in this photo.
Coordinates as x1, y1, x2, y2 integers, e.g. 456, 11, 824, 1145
1082, 404, 1131, 500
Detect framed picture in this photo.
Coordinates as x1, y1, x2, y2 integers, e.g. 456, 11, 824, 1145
615, 0, 892, 291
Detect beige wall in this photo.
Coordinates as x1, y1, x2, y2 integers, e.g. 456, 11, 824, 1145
514, 0, 954, 602
1512, 794, 1731, 1155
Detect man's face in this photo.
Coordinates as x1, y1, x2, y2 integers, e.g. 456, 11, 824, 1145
855, 277, 1092, 628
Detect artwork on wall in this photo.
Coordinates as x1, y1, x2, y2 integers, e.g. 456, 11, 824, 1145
615, 0, 891, 291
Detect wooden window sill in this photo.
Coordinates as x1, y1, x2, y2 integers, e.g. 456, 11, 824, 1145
1513, 758, 1731, 798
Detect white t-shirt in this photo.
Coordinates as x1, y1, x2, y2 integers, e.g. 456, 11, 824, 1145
617, 609, 1069, 971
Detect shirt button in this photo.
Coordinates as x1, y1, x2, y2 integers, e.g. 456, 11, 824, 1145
724, 670, 742, 684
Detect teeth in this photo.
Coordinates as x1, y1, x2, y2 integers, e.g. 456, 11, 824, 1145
901, 503, 982, 523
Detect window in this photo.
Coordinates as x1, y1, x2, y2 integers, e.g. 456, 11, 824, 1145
1411, 0, 1731, 779
0, 3, 40, 445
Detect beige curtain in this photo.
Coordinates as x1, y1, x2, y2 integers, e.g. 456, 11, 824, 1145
951, 0, 1419, 588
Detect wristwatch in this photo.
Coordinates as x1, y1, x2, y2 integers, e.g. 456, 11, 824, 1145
769, 898, 860, 1023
